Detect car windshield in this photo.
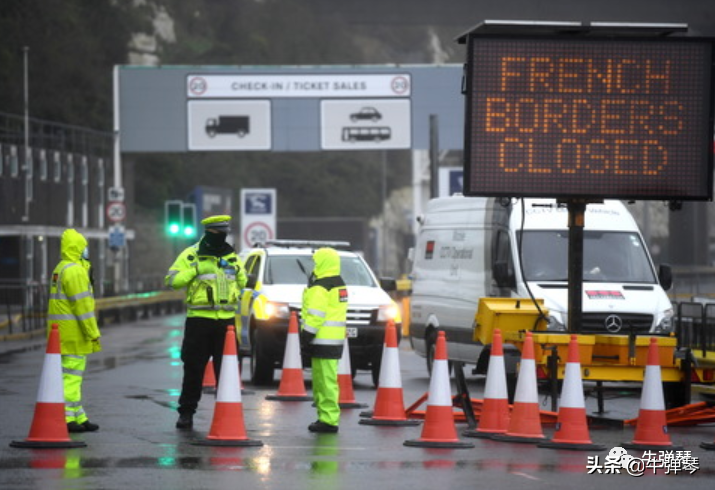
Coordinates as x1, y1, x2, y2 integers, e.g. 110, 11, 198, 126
519, 230, 657, 283
264, 254, 377, 287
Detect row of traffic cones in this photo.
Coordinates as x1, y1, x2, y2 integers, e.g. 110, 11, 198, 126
11, 319, 715, 451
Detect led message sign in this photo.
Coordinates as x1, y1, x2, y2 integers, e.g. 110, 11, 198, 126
463, 36, 714, 200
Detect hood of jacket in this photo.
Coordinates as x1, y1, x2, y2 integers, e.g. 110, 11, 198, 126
313, 248, 340, 279
60, 228, 88, 262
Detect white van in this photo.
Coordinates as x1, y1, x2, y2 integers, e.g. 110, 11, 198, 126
408, 196, 674, 376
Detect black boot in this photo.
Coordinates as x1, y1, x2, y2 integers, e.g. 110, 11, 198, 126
82, 420, 99, 432
67, 421, 86, 433
308, 421, 338, 433
176, 413, 193, 429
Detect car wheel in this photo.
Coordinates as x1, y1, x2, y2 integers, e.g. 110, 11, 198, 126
250, 335, 274, 386
371, 358, 381, 388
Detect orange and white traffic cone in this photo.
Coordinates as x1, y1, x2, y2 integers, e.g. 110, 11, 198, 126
463, 329, 510, 439
338, 337, 368, 409
623, 337, 683, 450
493, 331, 545, 443
359, 320, 420, 426
539, 335, 605, 451
404, 331, 474, 448
202, 357, 217, 394
266, 311, 312, 401
10, 324, 86, 449
194, 326, 263, 447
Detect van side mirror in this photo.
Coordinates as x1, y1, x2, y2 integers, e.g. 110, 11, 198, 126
246, 273, 257, 290
493, 261, 516, 288
379, 277, 397, 292
658, 264, 673, 291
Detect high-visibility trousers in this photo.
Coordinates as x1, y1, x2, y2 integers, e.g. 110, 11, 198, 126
311, 357, 340, 426
62, 354, 88, 424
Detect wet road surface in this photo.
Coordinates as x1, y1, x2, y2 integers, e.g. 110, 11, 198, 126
1, 314, 714, 489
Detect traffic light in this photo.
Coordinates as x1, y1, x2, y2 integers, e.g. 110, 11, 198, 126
165, 200, 183, 236
182, 203, 197, 238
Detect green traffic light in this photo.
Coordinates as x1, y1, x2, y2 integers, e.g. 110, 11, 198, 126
183, 225, 195, 237
168, 223, 180, 235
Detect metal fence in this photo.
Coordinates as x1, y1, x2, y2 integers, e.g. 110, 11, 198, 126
0, 281, 47, 335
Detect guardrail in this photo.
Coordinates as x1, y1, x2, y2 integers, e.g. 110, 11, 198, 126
0, 283, 185, 341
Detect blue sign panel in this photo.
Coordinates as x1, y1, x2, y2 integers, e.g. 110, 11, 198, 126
245, 191, 273, 214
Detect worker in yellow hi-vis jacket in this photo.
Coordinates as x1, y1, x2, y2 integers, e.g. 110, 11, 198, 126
47, 228, 102, 433
300, 247, 348, 433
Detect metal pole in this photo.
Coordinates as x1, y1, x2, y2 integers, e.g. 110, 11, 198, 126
429, 115, 439, 198
381, 150, 387, 276
566, 201, 586, 334
22, 46, 30, 222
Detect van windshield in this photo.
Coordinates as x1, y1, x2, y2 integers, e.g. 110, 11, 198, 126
519, 231, 657, 283
264, 255, 377, 287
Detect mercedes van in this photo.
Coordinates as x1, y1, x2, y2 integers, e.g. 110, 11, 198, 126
408, 196, 674, 376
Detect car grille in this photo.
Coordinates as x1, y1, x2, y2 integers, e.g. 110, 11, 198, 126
347, 307, 377, 327
293, 307, 377, 327
579, 313, 654, 334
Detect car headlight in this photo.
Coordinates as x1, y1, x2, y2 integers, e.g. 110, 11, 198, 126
377, 303, 400, 323
653, 308, 674, 334
264, 301, 291, 320
546, 313, 567, 332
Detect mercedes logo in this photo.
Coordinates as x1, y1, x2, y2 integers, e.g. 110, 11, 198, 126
604, 314, 623, 333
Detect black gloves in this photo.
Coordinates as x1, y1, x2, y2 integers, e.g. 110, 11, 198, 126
300, 330, 315, 356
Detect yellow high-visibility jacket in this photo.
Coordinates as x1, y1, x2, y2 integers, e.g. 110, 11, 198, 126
301, 248, 348, 359
165, 242, 247, 320
47, 229, 101, 355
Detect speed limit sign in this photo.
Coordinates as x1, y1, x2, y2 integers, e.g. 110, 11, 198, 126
244, 221, 274, 247
106, 201, 126, 222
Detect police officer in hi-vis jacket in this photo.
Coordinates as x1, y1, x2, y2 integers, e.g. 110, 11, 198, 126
165, 215, 247, 429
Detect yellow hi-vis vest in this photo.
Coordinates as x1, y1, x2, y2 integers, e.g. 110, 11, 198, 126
165, 245, 247, 320
301, 248, 348, 359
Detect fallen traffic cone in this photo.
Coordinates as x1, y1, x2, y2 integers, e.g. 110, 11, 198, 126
338, 337, 368, 409
492, 331, 546, 443
194, 326, 263, 447
404, 331, 474, 448
10, 324, 86, 449
202, 357, 217, 394
266, 311, 312, 401
463, 329, 510, 439
539, 335, 605, 451
623, 338, 683, 450
360, 320, 420, 426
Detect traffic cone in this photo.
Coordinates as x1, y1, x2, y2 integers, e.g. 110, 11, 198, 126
404, 332, 474, 448
539, 335, 605, 451
463, 329, 510, 439
202, 357, 217, 394
338, 337, 368, 409
492, 331, 546, 443
266, 311, 312, 401
194, 326, 263, 447
10, 324, 86, 449
623, 338, 683, 450
359, 320, 420, 426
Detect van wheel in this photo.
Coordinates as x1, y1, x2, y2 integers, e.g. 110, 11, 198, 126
250, 336, 274, 386
426, 331, 452, 377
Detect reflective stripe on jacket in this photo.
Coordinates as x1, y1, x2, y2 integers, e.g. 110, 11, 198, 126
47, 229, 101, 355
165, 244, 247, 320
301, 248, 348, 359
